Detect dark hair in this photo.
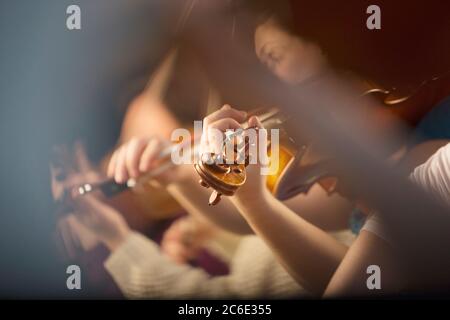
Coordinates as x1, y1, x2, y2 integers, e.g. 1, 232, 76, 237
234, 0, 295, 34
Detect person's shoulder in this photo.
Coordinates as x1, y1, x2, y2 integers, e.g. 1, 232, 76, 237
412, 142, 450, 176
410, 142, 450, 205
439, 143, 450, 158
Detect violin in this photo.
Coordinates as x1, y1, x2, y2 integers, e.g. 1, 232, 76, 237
193, 109, 302, 205
281, 74, 450, 196
194, 72, 450, 204
361, 71, 450, 126
63, 71, 450, 208
58, 109, 298, 206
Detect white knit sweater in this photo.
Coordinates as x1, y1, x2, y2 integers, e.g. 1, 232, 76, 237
105, 232, 305, 299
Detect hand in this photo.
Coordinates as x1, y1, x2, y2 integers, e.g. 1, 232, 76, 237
201, 104, 247, 155
160, 216, 215, 264
50, 141, 101, 202
50, 142, 130, 252
73, 194, 131, 251
201, 105, 267, 203
51, 142, 104, 255
107, 136, 189, 187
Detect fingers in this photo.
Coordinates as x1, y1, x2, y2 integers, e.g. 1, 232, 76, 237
75, 193, 107, 215
108, 144, 132, 183
73, 193, 114, 229
248, 115, 264, 129
207, 118, 243, 154
162, 241, 191, 264
139, 138, 163, 172
203, 104, 247, 131
114, 145, 128, 183
202, 105, 248, 154
107, 148, 119, 178
125, 138, 148, 178
108, 137, 167, 184
73, 141, 92, 173
57, 216, 79, 258
109, 138, 145, 183
208, 118, 243, 132
50, 144, 72, 174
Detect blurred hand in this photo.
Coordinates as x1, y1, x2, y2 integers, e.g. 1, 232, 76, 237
107, 136, 189, 187
50, 142, 101, 202
51, 142, 130, 253
160, 216, 215, 264
73, 194, 131, 251
51, 142, 104, 256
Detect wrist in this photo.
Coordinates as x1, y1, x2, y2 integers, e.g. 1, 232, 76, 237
231, 186, 271, 213
165, 164, 195, 188
103, 226, 131, 252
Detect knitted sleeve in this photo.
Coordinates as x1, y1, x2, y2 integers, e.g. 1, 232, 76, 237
105, 232, 304, 299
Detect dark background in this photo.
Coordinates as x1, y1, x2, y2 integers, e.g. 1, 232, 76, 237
0, 0, 166, 297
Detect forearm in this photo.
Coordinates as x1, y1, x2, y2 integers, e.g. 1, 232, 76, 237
105, 231, 232, 299
283, 184, 353, 231
323, 231, 404, 297
167, 168, 253, 235
232, 189, 348, 295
